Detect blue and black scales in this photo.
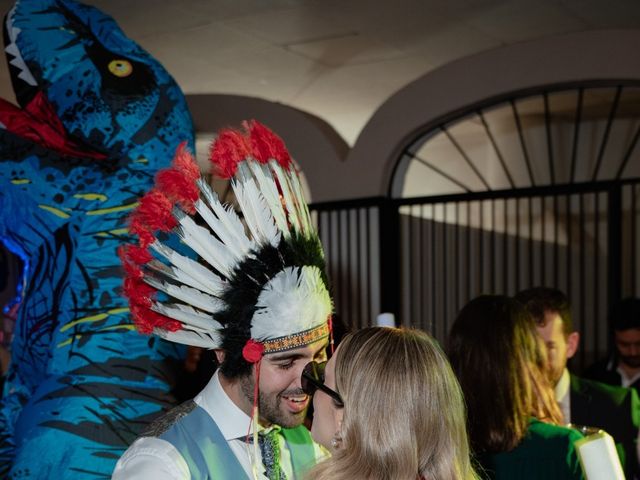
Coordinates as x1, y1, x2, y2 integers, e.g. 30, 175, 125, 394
0, 0, 194, 477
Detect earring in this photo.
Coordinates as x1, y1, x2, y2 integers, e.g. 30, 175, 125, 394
330, 432, 342, 450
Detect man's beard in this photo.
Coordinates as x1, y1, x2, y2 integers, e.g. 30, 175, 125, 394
620, 355, 640, 369
240, 375, 308, 428
550, 366, 564, 387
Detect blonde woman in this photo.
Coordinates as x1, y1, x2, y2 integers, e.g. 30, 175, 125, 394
302, 327, 478, 480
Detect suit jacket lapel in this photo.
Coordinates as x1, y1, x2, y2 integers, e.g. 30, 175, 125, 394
569, 374, 592, 425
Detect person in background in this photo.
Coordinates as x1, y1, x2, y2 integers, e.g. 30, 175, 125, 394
586, 297, 640, 393
517, 287, 640, 478
304, 326, 478, 480
448, 295, 584, 480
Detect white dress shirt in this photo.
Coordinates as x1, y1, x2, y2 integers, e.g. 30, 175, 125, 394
617, 365, 640, 389
555, 368, 571, 424
112, 370, 324, 479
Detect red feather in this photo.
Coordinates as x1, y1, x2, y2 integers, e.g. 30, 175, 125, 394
246, 120, 292, 169
130, 305, 155, 334
123, 277, 155, 308
120, 253, 144, 280
131, 305, 182, 334
129, 219, 156, 248
127, 244, 153, 265
172, 141, 201, 181
156, 168, 199, 214
209, 128, 250, 179
130, 189, 178, 235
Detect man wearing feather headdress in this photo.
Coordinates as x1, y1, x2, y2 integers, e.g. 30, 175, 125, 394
113, 121, 333, 479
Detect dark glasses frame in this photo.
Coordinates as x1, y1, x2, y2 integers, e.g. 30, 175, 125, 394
301, 361, 344, 408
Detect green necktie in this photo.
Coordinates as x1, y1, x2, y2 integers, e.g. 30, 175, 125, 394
258, 428, 287, 480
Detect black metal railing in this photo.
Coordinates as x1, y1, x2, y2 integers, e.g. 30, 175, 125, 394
310, 178, 640, 371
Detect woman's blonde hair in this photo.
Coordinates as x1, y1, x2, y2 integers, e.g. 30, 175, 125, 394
306, 327, 478, 480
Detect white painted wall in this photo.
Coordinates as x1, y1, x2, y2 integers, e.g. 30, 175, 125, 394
188, 30, 640, 203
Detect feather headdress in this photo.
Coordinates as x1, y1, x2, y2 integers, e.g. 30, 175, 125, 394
119, 121, 333, 362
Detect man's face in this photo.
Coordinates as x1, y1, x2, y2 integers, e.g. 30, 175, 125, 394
535, 311, 578, 386
614, 328, 640, 369
242, 337, 328, 428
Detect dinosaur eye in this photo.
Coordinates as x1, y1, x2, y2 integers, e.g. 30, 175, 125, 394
108, 59, 133, 77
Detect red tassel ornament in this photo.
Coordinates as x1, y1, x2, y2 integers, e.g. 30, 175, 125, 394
242, 339, 265, 363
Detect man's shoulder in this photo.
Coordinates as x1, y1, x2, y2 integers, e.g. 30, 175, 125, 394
112, 436, 189, 479
141, 399, 199, 438
526, 419, 584, 446
570, 374, 633, 405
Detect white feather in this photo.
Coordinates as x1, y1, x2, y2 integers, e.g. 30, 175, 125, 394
150, 241, 226, 296
145, 277, 224, 314
241, 162, 289, 235
230, 179, 259, 242
287, 164, 313, 235
233, 178, 281, 247
271, 161, 303, 233
155, 328, 221, 349
145, 259, 211, 295
250, 266, 332, 341
151, 302, 222, 332
197, 179, 254, 252
194, 198, 247, 261
175, 211, 236, 277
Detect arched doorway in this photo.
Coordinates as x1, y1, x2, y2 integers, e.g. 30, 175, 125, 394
311, 81, 640, 371
391, 81, 640, 369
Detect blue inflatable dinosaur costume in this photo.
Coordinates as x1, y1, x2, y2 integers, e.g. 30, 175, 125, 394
0, 0, 193, 476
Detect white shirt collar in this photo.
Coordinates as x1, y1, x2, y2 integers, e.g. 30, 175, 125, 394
194, 370, 266, 441
616, 365, 640, 388
555, 368, 571, 423
554, 368, 571, 402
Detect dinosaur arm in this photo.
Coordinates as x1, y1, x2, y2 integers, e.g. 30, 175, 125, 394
0, 93, 105, 160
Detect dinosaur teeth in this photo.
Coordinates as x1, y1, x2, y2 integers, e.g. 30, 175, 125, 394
4, 7, 37, 87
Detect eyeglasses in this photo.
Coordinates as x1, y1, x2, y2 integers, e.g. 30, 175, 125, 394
301, 361, 344, 408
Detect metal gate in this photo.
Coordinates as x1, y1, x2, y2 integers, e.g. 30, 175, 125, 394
310, 178, 640, 371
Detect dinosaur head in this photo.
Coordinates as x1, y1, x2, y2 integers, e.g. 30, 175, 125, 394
3, 0, 193, 162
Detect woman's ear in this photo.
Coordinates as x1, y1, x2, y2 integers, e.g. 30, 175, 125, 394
335, 407, 344, 433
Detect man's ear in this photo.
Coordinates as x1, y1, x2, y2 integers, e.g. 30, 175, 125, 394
214, 349, 226, 364
566, 332, 580, 359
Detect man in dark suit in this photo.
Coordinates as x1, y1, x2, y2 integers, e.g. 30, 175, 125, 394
516, 287, 640, 479
585, 298, 640, 395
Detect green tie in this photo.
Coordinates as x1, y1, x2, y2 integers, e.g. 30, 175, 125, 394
258, 428, 286, 480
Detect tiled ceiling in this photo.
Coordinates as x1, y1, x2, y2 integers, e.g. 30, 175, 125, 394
0, 0, 639, 145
